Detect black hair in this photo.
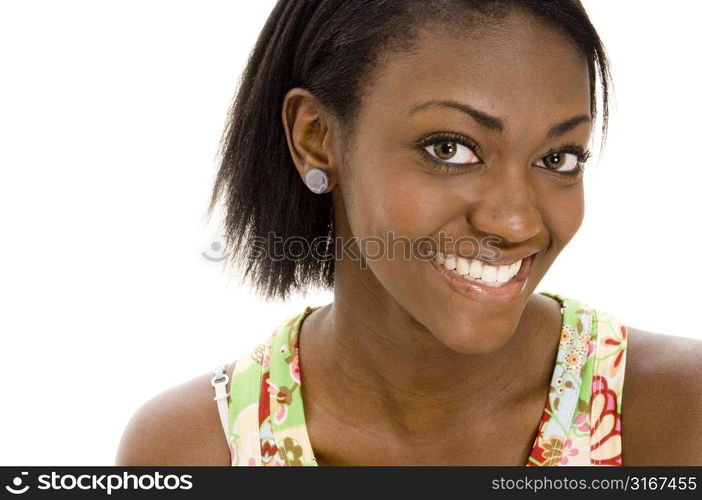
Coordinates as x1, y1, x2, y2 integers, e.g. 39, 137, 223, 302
207, 0, 612, 301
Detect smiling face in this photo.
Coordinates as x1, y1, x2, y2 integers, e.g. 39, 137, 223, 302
328, 8, 592, 354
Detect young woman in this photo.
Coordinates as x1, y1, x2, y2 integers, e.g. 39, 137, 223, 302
116, 0, 702, 466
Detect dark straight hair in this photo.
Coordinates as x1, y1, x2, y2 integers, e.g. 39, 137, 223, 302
208, 0, 612, 301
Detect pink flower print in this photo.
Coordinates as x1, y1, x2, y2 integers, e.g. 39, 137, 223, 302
590, 375, 622, 465
289, 351, 301, 384
586, 340, 595, 357
573, 412, 591, 434
577, 344, 590, 362
558, 438, 580, 465
266, 379, 279, 397
262, 349, 271, 372
273, 402, 288, 425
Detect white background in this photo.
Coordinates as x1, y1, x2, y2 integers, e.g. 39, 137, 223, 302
0, 1, 700, 465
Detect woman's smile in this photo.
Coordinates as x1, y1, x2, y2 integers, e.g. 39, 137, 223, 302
428, 251, 537, 303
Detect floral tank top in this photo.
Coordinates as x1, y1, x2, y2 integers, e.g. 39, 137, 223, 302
222, 291, 628, 466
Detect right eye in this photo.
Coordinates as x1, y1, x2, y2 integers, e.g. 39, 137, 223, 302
424, 141, 481, 165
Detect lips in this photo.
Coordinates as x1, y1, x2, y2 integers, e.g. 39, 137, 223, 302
429, 252, 537, 304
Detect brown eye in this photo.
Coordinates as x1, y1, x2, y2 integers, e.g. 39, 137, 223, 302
544, 152, 565, 168
433, 142, 457, 160
536, 151, 580, 173
425, 141, 479, 164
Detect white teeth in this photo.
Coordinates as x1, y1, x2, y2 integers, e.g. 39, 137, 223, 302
510, 259, 522, 275
433, 252, 526, 287
468, 259, 483, 279
481, 263, 497, 282
455, 256, 471, 275
496, 265, 510, 282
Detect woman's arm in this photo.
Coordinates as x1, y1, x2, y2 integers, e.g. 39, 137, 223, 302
622, 327, 702, 465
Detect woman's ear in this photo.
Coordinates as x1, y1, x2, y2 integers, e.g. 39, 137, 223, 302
281, 87, 340, 192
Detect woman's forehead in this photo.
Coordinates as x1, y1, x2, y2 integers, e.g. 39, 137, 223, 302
361, 16, 591, 128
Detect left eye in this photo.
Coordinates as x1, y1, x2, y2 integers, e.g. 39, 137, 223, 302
424, 142, 480, 164
536, 152, 580, 172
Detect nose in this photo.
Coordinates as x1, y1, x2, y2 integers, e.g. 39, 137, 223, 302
466, 164, 543, 245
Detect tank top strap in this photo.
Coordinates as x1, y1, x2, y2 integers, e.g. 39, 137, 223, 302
528, 292, 628, 466
528, 292, 598, 465
225, 335, 274, 466
588, 306, 628, 465
225, 309, 318, 466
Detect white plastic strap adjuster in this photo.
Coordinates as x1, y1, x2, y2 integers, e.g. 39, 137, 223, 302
211, 363, 230, 444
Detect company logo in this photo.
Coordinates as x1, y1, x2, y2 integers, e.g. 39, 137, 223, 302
5, 472, 29, 495
4, 471, 193, 496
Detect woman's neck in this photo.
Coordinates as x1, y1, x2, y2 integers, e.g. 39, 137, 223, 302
297, 262, 562, 438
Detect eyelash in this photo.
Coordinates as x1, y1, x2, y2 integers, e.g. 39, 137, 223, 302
416, 131, 592, 178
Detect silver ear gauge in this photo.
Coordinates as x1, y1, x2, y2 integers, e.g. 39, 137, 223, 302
305, 167, 330, 194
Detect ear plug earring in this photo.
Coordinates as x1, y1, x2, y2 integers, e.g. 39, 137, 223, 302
305, 167, 329, 194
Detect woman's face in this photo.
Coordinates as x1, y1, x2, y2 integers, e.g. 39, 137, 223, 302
334, 10, 592, 354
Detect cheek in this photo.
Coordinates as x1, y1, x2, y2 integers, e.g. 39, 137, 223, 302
359, 168, 449, 244
345, 158, 442, 240
543, 182, 585, 246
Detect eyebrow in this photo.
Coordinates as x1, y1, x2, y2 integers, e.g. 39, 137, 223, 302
408, 99, 591, 138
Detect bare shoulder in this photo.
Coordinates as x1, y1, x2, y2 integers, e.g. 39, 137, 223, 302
622, 327, 702, 465
115, 362, 237, 466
